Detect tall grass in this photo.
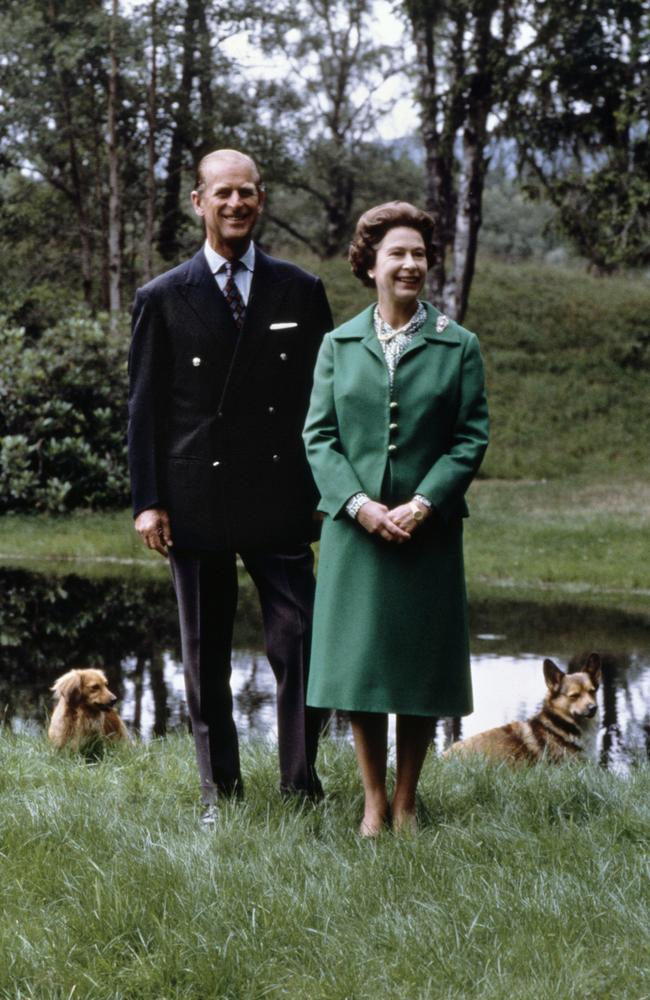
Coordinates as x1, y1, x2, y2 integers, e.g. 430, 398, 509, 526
1, 733, 649, 999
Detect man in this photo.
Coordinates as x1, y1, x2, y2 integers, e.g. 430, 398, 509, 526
128, 149, 332, 822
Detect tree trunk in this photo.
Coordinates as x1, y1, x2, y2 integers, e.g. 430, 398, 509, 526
448, 5, 494, 322
158, 0, 198, 262
107, 0, 122, 325
45, 0, 94, 308
195, 0, 215, 151
448, 124, 487, 320
142, 0, 158, 283
63, 93, 94, 309
410, 6, 463, 312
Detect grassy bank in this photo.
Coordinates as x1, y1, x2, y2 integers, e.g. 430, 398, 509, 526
308, 253, 650, 482
2, 475, 649, 616
1, 733, 648, 1000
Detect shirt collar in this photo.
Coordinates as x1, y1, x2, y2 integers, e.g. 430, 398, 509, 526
203, 240, 256, 274
373, 301, 427, 341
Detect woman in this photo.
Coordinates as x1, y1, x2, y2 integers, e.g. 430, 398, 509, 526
303, 202, 489, 835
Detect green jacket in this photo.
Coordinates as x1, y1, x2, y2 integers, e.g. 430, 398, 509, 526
303, 302, 489, 523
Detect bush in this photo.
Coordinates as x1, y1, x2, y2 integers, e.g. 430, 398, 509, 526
0, 314, 130, 512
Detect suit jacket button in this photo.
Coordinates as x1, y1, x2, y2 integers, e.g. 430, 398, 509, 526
272, 454, 280, 462
212, 460, 220, 467
388, 444, 397, 454
280, 353, 288, 361
268, 406, 275, 414
192, 357, 201, 367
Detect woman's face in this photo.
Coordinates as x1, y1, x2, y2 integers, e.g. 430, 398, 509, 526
368, 226, 428, 309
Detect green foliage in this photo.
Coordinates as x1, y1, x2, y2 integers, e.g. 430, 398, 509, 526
479, 174, 564, 262
509, 0, 650, 272
0, 734, 649, 999
0, 314, 130, 512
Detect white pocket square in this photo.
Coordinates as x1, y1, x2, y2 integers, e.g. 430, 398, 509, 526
269, 322, 298, 330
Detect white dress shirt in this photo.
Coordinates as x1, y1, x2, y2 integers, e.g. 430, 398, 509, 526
203, 240, 255, 305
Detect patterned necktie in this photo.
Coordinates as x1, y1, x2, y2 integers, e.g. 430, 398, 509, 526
222, 260, 246, 330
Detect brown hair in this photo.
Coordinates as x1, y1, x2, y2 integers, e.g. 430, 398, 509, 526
348, 201, 435, 287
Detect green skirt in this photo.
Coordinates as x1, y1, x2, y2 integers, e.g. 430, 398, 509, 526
307, 513, 473, 717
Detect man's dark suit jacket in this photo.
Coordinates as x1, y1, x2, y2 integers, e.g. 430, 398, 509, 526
128, 246, 333, 551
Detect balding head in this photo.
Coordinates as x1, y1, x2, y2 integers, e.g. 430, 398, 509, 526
195, 149, 263, 195
191, 148, 266, 257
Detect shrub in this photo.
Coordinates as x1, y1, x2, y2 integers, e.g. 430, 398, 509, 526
0, 314, 130, 512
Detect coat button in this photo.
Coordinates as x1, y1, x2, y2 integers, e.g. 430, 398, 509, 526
389, 422, 398, 432
272, 454, 280, 462
389, 400, 398, 410
212, 460, 220, 467
388, 444, 397, 454
192, 357, 201, 367
279, 353, 288, 361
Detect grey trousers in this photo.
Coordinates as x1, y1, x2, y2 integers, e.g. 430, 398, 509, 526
169, 545, 323, 804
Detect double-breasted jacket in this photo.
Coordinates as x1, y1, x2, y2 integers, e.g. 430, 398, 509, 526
128, 246, 333, 551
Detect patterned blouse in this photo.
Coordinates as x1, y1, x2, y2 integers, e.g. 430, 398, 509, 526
345, 302, 432, 520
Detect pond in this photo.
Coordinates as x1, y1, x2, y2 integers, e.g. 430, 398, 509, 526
1, 566, 649, 770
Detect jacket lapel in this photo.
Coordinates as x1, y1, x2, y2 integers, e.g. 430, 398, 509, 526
399, 303, 461, 362
177, 248, 239, 340
222, 248, 293, 397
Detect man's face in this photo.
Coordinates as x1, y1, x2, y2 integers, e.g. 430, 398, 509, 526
191, 155, 265, 257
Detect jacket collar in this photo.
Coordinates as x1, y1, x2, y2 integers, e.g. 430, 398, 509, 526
331, 302, 461, 345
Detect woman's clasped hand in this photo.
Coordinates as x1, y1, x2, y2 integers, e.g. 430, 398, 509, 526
356, 499, 430, 542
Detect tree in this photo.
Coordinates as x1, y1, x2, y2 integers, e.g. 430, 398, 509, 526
402, 0, 518, 321
0, 0, 145, 314
107, 0, 122, 323
506, 0, 650, 273
257, 0, 401, 257
154, 0, 262, 263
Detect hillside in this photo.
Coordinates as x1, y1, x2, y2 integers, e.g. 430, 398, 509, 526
305, 253, 650, 481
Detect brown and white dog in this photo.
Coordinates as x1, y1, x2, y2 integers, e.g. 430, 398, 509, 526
445, 653, 601, 764
48, 668, 128, 750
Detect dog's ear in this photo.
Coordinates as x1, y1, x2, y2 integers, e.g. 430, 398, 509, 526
51, 670, 83, 707
584, 652, 602, 688
543, 658, 564, 692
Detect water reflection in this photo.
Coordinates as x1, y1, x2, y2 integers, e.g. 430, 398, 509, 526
1, 567, 649, 770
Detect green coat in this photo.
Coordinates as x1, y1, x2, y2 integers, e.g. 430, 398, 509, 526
303, 302, 489, 716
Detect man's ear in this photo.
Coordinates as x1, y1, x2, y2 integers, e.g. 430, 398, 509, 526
191, 190, 204, 218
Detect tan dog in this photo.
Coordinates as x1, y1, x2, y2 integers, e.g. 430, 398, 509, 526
445, 653, 601, 764
48, 668, 128, 749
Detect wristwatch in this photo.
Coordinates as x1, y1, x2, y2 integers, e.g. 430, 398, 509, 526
409, 501, 424, 523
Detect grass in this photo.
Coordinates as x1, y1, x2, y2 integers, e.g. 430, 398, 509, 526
0, 509, 161, 574
297, 253, 650, 482
463, 474, 650, 615
1, 733, 648, 1000
2, 475, 649, 616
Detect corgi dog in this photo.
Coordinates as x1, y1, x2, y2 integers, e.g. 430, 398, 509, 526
48, 668, 129, 750
445, 653, 601, 763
